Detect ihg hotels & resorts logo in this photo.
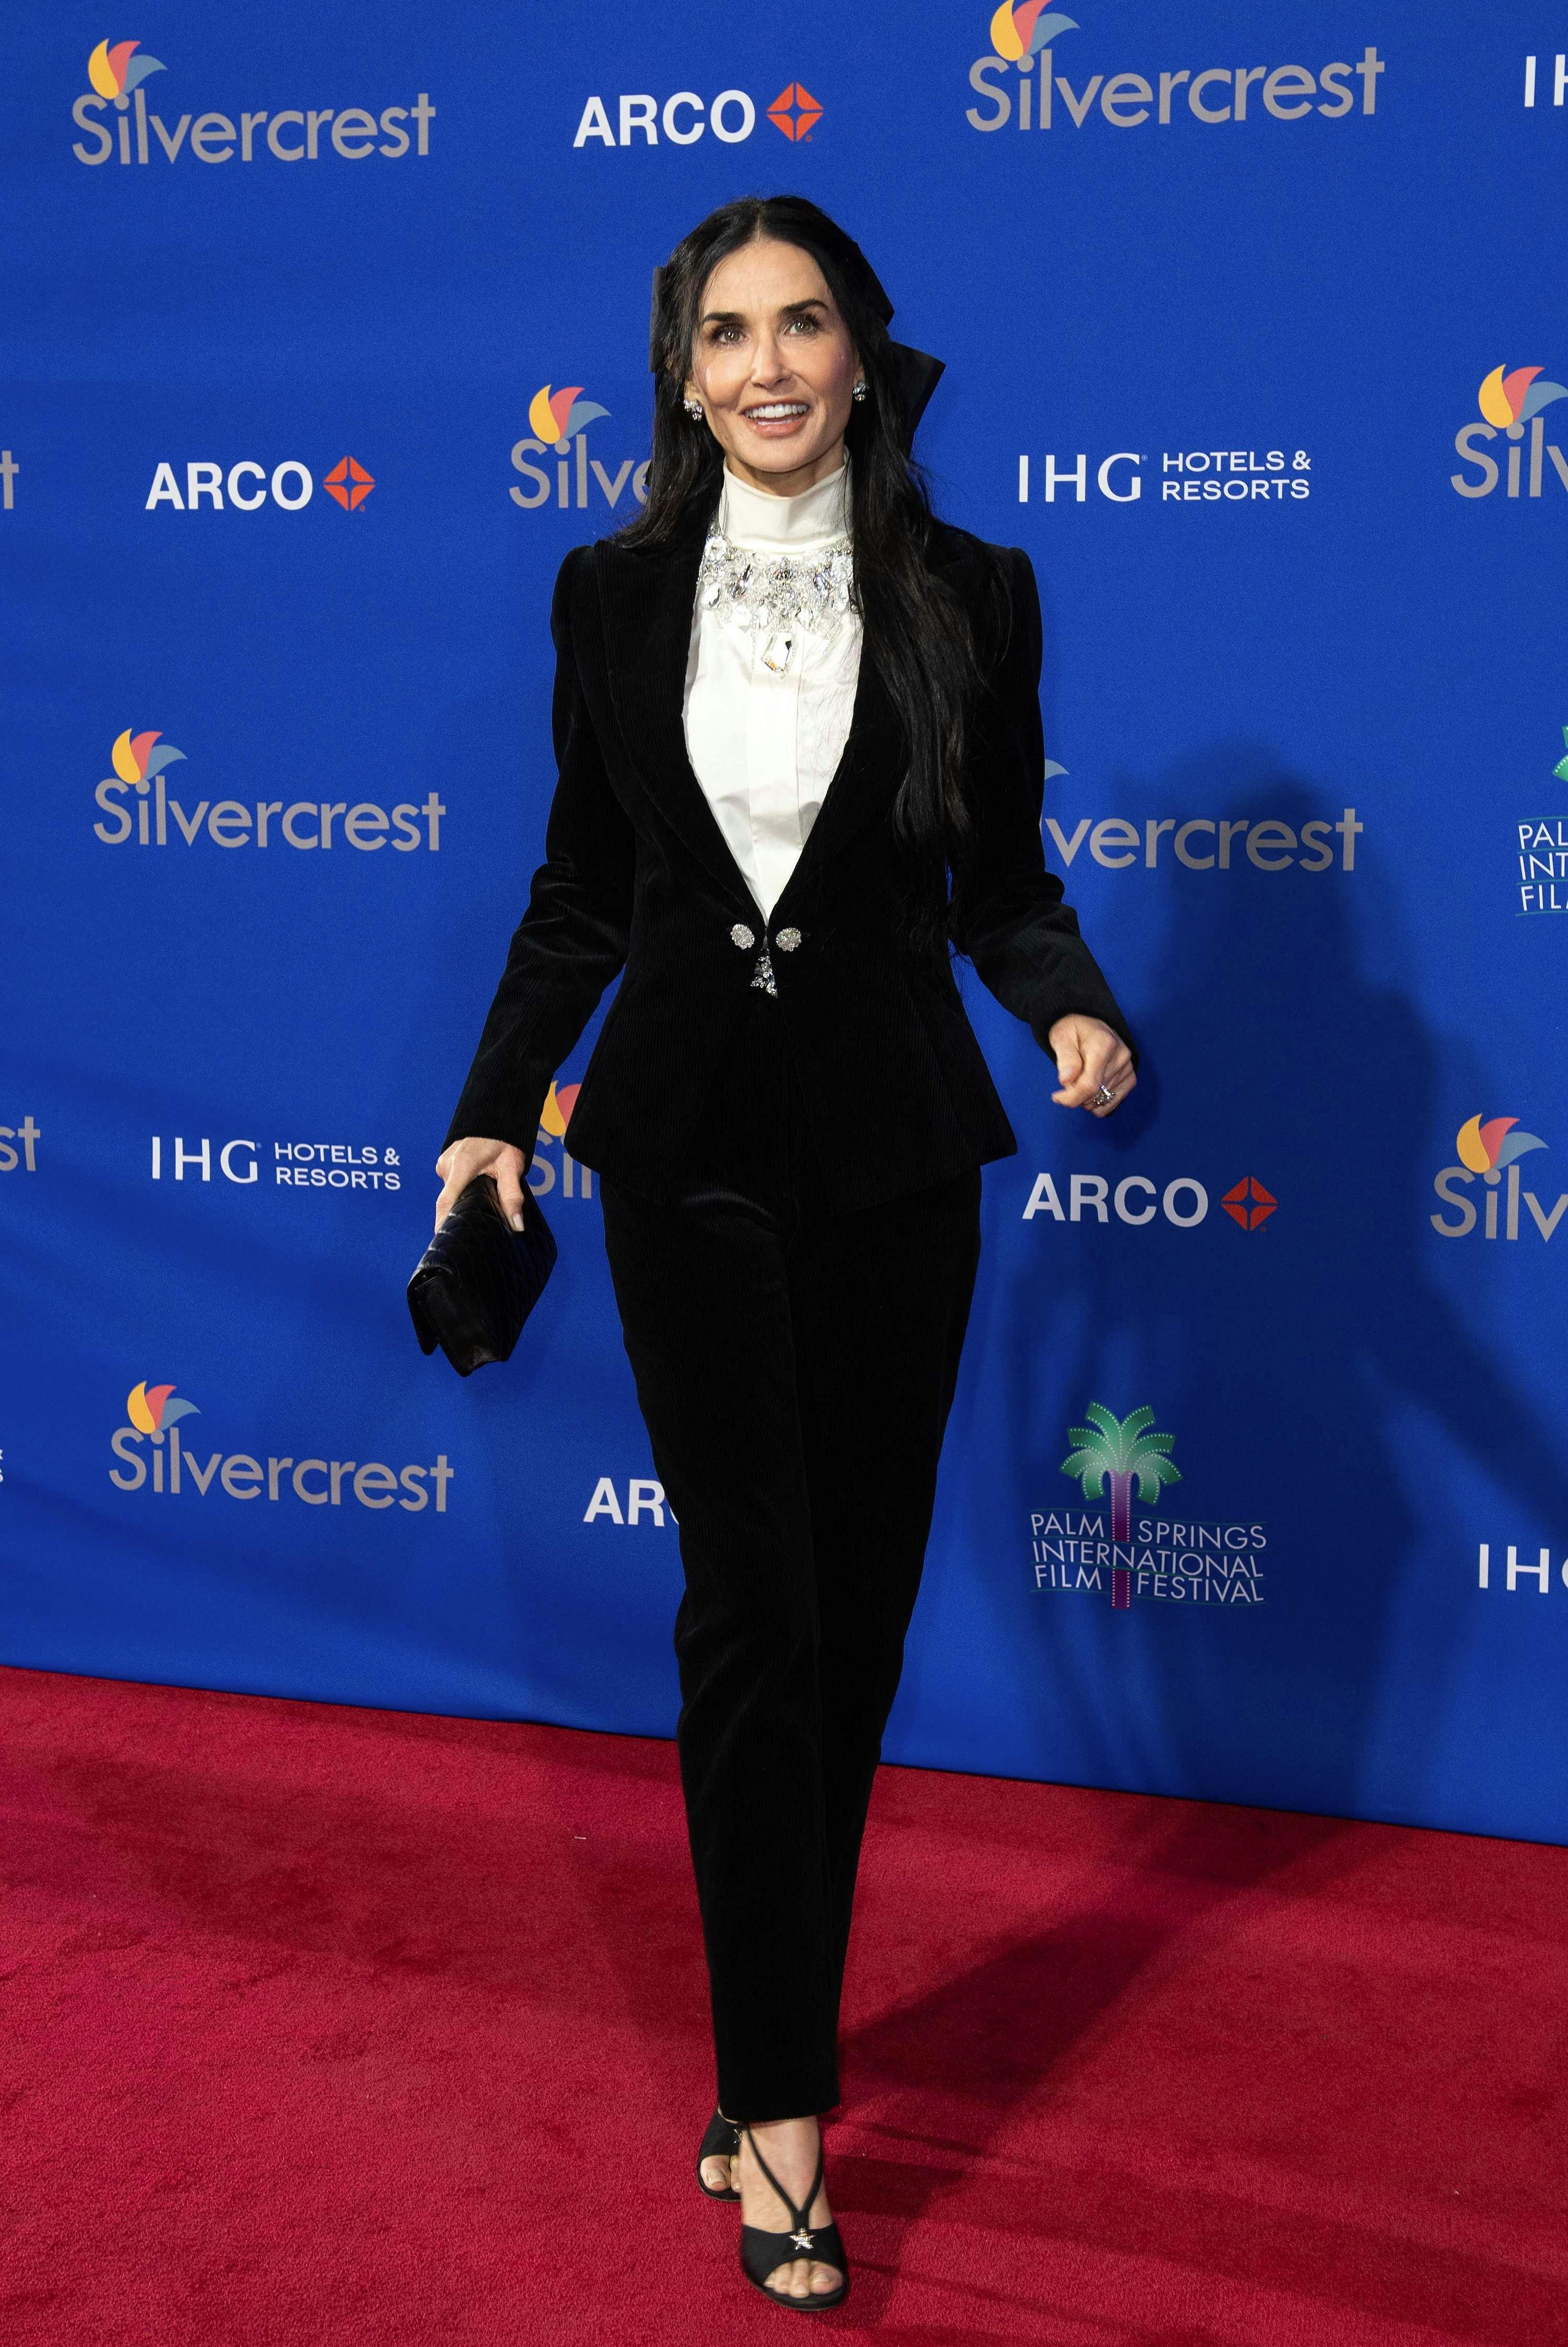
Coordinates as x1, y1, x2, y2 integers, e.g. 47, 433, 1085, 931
1031, 1404, 1268, 1609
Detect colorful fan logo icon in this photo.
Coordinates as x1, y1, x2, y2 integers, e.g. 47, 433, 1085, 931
87, 39, 165, 100
324, 456, 375, 511
1455, 1116, 1546, 1172
1477, 366, 1568, 428
538, 1081, 580, 1139
989, 2, 1078, 60
111, 728, 185, 789
527, 387, 610, 447
127, 1381, 199, 1436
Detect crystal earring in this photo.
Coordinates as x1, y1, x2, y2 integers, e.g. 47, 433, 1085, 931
684, 397, 704, 420
852, 380, 867, 401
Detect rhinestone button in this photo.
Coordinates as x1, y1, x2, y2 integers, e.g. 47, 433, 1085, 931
774, 927, 802, 952
730, 923, 755, 950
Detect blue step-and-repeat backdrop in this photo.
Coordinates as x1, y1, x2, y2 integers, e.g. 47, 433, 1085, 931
5, 5, 1566, 1843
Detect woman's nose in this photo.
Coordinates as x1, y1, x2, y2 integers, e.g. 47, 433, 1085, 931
751, 336, 790, 385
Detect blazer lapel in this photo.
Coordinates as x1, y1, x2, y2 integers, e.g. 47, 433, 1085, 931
594, 506, 904, 926
772, 533, 987, 924
769, 658, 898, 926
594, 513, 757, 911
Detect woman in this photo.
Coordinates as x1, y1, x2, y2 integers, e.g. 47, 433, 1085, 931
436, 195, 1135, 2311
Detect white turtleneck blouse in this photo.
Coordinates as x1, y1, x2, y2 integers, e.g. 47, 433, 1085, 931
683, 459, 862, 920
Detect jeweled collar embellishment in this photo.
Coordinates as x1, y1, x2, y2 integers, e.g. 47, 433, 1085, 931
696, 527, 854, 675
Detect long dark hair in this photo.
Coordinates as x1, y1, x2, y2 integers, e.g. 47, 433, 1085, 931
626, 195, 1005, 953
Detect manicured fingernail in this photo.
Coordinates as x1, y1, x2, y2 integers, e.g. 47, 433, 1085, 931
511, 1213, 524, 1232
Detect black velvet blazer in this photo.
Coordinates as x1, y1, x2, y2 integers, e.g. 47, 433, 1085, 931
445, 505, 1134, 1214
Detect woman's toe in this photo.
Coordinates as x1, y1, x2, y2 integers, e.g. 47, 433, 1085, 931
811, 2260, 841, 2295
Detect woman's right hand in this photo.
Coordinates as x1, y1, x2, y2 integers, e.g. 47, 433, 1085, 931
433, 1136, 529, 1233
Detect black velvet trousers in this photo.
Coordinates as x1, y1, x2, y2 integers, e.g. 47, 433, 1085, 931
599, 985, 982, 2122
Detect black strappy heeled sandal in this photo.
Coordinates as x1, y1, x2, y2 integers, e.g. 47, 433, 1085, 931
738, 2126, 850, 2312
696, 2107, 740, 2201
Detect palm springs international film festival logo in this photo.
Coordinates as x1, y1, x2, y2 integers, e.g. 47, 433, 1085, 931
966, 7, 1385, 135
1031, 1403, 1268, 1609
92, 727, 445, 855
1513, 717, 1568, 916
109, 1382, 454, 1512
511, 385, 649, 514
1451, 366, 1568, 501
73, 41, 434, 167
1430, 1116, 1568, 1244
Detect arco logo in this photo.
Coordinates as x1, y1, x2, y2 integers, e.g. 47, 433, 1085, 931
126, 1379, 198, 1435
766, 83, 823, 141
512, 386, 648, 514
583, 1474, 674, 1527
1453, 365, 1568, 500
1431, 1115, 1567, 1242
989, 4, 1077, 61
571, 86, 773, 151
1023, 1168, 1276, 1231
526, 386, 610, 447
1221, 1175, 1277, 1231
144, 458, 374, 513
87, 39, 164, 100
323, 456, 374, 510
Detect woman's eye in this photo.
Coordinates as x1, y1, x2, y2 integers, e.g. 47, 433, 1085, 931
785, 317, 819, 335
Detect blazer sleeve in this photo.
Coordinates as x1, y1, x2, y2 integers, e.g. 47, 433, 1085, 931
958, 546, 1137, 1066
442, 549, 636, 1155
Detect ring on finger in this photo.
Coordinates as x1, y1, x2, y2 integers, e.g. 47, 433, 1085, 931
1092, 1081, 1116, 1107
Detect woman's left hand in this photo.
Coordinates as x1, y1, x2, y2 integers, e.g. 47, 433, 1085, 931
1047, 1015, 1136, 1118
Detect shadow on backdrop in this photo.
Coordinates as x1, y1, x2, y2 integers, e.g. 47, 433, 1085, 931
997, 750, 1568, 1825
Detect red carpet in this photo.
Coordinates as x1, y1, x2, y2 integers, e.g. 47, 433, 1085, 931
1, 1666, 1564, 2345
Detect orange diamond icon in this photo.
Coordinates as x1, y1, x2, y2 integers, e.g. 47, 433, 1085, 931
1222, 1175, 1277, 1232
768, 83, 824, 141
324, 456, 375, 511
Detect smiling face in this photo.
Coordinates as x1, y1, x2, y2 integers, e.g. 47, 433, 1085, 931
683, 236, 860, 498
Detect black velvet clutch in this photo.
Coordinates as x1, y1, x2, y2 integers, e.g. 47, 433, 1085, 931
407, 1175, 557, 1376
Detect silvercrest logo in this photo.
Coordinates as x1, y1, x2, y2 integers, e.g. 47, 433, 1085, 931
967, 8, 1384, 135
72, 40, 434, 167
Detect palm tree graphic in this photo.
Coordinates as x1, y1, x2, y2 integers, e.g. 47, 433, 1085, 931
1061, 1404, 1182, 1543
1553, 724, 1568, 785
